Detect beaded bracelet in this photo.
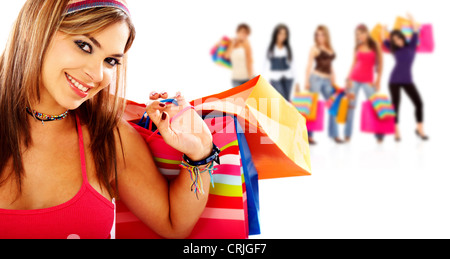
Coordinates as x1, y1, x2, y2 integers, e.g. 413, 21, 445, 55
181, 143, 221, 199
180, 160, 216, 199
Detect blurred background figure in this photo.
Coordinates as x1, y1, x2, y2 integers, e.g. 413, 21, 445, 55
345, 24, 384, 143
264, 24, 299, 100
304, 25, 343, 145
224, 23, 254, 88
382, 14, 428, 142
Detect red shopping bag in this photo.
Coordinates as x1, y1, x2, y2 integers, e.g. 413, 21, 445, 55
116, 116, 249, 239
360, 101, 395, 134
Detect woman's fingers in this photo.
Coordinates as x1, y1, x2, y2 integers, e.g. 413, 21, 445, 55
149, 91, 160, 100
149, 91, 169, 101
152, 110, 182, 148
157, 111, 171, 136
146, 100, 166, 120
160, 92, 169, 100
174, 91, 189, 107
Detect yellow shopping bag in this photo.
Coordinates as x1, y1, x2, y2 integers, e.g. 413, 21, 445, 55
191, 76, 312, 179
371, 24, 387, 45
371, 24, 390, 53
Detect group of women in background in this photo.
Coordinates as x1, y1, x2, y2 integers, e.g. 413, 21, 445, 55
224, 14, 429, 145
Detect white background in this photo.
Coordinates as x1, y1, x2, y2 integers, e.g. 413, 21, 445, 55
1, 0, 449, 238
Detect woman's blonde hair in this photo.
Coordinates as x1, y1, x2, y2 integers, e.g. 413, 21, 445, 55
314, 25, 334, 52
0, 0, 136, 198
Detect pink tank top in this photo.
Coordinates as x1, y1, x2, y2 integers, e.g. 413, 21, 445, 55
0, 115, 115, 239
350, 50, 377, 83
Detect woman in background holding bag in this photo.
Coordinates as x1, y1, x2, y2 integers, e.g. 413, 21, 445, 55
304, 25, 343, 145
264, 24, 300, 101
224, 23, 254, 88
382, 14, 428, 141
345, 24, 384, 143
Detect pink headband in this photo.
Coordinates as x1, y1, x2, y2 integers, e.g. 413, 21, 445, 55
66, 0, 130, 16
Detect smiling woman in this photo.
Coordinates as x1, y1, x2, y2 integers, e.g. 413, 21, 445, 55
42, 20, 131, 109
0, 0, 214, 239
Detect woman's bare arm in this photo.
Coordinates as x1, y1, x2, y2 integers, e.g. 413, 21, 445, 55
330, 67, 337, 87
114, 93, 213, 239
374, 43, 383, 91
114, 118, 211, 239
223, 39, 235, 60
346, 51, 357, 89
243, 40, 254, 79
304, 46, 318, 90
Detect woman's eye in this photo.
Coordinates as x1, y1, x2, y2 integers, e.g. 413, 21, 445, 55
105, 58, 121, 67
75, 40, 92, 53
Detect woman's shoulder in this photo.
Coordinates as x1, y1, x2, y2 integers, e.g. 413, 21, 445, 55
116, 118, 145, 145
242, 39, 251, 47
310, 45, 320, 56
114, 118, 150, 162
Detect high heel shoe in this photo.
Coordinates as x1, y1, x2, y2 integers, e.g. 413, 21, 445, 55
395, 137, 401, 142
334, 138, 344, 144
415, 130, 429, 141
309, 138, 317, 145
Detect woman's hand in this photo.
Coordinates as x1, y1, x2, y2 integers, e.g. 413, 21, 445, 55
295, 83, 302, 93
346, 79, 353, 90
146, 91, 213, 161
373, 80, 381, 92
406, 13, 415, 23
406, 13, 420, 32
303, 81, 309, 91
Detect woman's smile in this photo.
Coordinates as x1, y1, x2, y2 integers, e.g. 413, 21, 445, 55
65, 72, 93, 98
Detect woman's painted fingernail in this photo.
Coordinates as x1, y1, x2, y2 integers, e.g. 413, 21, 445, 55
159, 103, 166, 108
150, 92, 158, 96
161, 112, 167, 121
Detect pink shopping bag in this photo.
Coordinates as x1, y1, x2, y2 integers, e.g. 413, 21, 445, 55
360, 101, 395, 134
417, 24, 434, 53
306, 101, 325, 132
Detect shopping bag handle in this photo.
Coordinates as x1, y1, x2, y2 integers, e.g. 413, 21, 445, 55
138, 99, 195, 140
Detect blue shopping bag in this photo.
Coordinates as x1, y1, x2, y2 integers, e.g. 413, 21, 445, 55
234, 117, 261, 236
329, 92, 346, 117
201, 111, 261, 236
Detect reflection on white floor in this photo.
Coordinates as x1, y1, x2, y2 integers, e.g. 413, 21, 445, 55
252, 128, 449, 239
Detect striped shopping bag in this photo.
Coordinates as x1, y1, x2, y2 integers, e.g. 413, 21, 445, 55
292, 92, 319, 121
116, 116, 250, 239
394, 16, 420, 45
369, 94, 396, 120
211, 36, 232, 69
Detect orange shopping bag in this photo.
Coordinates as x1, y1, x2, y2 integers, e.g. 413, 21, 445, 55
304, 93, 319, 121
336, 96, 349, 124
190, 76, 311, 180
371, 24, 390, 53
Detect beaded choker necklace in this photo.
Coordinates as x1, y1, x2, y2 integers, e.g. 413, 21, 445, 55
26, 107, 70, 124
